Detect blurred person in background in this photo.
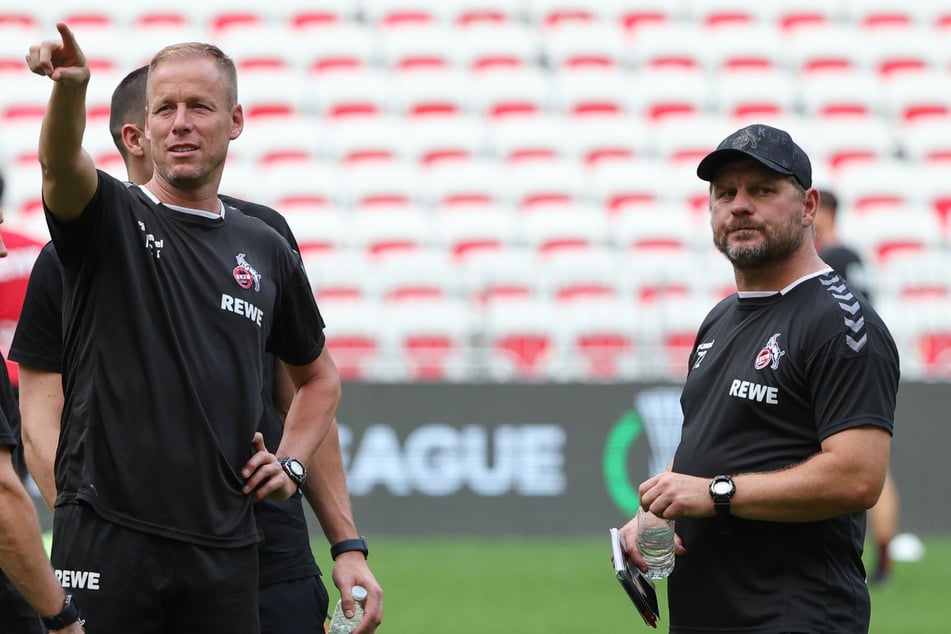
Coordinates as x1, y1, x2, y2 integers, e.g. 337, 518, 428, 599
0, 170, 43, 480
13, 59, 381, 633
1, 201, 83, 633
24, 23, 342, 632
816, 188, 900, 585
620, 124, 900, 633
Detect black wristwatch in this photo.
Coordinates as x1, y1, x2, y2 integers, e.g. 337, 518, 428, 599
279, 457, 307, 491
42, 594, 83, 630
331, 536, 369, 561
709, 474, 736, 534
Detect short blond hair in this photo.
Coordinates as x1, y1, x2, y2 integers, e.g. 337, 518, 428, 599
148, 42, 238, 108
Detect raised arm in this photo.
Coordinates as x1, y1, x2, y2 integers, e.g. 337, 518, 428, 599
26, 22, 98, 221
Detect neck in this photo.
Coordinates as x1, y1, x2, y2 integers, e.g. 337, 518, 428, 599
144, 178, 221, 215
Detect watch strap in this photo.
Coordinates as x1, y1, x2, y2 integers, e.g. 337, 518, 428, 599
330, 536, 369, 560
710, 475, 735, 534
41, 594, 83, 630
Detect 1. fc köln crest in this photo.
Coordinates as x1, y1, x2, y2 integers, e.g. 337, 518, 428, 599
754, 333, 785, 371
233, 253, 262, 292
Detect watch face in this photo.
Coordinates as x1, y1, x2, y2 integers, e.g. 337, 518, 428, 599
287, 460, 305, 477
712, 480, 733, 495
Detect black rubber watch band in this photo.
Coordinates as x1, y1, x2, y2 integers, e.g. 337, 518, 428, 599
330, 536, 369, 560
709, 475, 735, 534
41, 594, 83, 630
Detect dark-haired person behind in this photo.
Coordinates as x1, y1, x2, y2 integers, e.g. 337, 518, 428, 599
815, 187, 901, 586
619, 124, 900, 633
814, 189, 870, 298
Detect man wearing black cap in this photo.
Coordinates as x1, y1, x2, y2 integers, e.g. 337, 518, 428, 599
620, 124, 900, 633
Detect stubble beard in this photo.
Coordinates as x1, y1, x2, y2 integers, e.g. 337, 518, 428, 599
714, 217, 804, 269
157, 156, 221, 191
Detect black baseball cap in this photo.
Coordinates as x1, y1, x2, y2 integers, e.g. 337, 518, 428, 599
696, 124, 812, 189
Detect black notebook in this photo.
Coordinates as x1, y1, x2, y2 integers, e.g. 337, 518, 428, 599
610, 527, 660, 628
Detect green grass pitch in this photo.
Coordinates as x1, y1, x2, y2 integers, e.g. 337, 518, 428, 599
316, 535, 950, 633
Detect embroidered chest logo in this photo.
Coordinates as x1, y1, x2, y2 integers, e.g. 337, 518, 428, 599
137, 220, 164, 259
693, 340, 715, 369
233, 253, 262, 292
754, 333, 785, 370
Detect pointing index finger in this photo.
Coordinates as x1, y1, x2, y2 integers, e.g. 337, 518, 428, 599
56, 21, 78, 49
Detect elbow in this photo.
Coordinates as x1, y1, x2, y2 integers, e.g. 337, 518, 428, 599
847, 476, 885, 511
327, 373, 343, 412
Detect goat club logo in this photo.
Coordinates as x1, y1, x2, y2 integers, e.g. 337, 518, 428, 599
754, 333, 785, 370
232, 253, 261, 292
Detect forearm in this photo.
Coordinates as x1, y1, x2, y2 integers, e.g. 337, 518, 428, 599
732, 457, 880, 522
730, 428, 890, 523
0, 464, 66, 617
279, 353, 341, 463
39, 81, 98, 220
39, 80, 88, 174
18, 368, 63, 511
302, 420, 359, 544
644, 427, 890, 523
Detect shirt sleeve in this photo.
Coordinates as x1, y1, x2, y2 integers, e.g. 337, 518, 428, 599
8, 244, 64, 373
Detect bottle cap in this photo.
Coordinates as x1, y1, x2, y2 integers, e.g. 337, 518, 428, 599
352, 585, 368, 602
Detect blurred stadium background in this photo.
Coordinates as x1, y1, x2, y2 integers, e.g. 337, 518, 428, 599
5, 0, 950, 545
6, 2, 950, 630
3, 0, 951, 384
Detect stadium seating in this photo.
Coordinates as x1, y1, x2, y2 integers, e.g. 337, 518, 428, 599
4, 2, 951, 382
876, 298, 951, 380
458, 246, 539, 306
319, 297, 390, 381
556, 297, 640, 381
838, 206, 943, 266
784, 24, 867, 77
634, 296, 711, 380
383, 296, 475, 380
431, 206, 520, 261
481, 297, 562, 381
540, 22, 629, 71
451, 22, 543, 72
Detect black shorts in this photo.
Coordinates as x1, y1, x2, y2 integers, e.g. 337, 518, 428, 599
259, 575, 329, 634
51, 503, 260, 634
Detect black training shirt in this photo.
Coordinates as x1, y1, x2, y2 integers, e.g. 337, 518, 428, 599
669, 270, 900, 633
45, 172, 325, 547
15, 195, 321, 580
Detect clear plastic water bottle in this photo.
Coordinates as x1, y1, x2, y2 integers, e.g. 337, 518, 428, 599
637, 507, 675, 579
327, 585, 368, 634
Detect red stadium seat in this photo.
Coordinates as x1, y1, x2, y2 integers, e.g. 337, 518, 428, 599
319, 299, 388, 381
557, 298, 639, 380
482, 297, 561, 380
384, 297, 474, 380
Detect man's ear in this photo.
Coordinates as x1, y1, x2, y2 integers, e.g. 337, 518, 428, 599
802, 188, 820, 228
121, 123, 146, 158
230, 104, 244, 141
